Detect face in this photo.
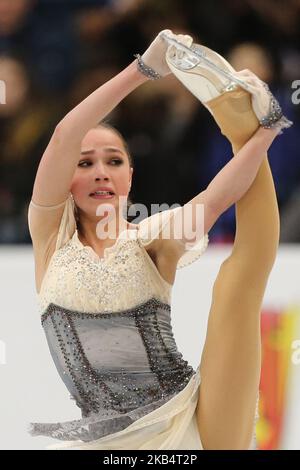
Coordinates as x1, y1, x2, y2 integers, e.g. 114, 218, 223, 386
0, 0, 32, 34
70, 127, 133, 220
0, 57, 29, 117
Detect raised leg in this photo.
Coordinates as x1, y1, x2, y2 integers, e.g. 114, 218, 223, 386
196, 89, 280, 449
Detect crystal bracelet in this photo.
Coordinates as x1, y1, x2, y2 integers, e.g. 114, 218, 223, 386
259, 84, 293, 134
134, 54, 162, 80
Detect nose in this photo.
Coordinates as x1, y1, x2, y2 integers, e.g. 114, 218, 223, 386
93, 161, 110, 181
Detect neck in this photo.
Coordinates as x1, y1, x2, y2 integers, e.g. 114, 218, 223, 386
77, 214, 129, 247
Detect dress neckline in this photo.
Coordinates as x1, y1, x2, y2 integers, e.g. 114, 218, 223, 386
72, 224, 139, 262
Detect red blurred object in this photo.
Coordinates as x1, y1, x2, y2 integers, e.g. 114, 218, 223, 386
258, 308, 295, 450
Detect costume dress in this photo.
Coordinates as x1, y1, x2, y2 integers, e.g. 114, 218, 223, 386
27, 194, 257, 449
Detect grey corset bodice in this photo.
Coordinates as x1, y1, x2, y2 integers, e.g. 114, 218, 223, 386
29, 298, 195, 442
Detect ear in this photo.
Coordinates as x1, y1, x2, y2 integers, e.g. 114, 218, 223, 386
129, 167, 133, 186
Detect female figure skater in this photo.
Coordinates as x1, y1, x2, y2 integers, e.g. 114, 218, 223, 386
28, 30, 291, 450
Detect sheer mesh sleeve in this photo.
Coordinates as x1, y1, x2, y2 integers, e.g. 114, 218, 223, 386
137, 206, 209, 270
28, 193, 76, 252
52, 193, 76, 251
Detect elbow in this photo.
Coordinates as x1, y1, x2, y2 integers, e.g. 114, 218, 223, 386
204, 202, 222, 234
54, 118, 70, 138
51, 122, 66, 145
205, 187, 232, 221
51, 119, 74, 146
44, 123, 71, 152
54, 121, 64, 135
54, 115, 83, 146
206, 198, 228, 224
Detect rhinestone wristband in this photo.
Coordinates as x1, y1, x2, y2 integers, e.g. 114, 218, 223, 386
259, 83, 293, 133
134, 54, 162, 80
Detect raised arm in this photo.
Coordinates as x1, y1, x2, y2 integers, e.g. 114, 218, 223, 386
169, 72, 292, 247
31, 61, 148, 207
181, 125, 279, 241
31, 29, 189, 207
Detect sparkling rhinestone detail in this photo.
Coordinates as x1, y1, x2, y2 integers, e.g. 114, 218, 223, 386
29, 298, 196, 442
134, 54, 162, 80
37, 233, 171, 316
259, 83, 293, 133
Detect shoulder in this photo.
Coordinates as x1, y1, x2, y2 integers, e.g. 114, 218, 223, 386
136, 206, 209, 270
136, 208, 186, 273
136, 207, 180, 245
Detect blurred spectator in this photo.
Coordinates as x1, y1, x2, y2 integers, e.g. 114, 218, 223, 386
245, 0, 300, 40
228, 42, 275, 83
0, 0, 299, 244
0, 0, 33, 36
195, 41, 300, 243
0, 55, 29, 117
0, 0, 79, 93
0, 55, 65, 242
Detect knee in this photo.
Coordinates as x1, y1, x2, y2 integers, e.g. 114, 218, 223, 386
216, 254, 273, 292
231, 240, 278, 276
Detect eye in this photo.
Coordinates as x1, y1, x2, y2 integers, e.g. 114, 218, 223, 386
110, 158, 123, 165
78, 158, 123, 167
78, 160, 91, 167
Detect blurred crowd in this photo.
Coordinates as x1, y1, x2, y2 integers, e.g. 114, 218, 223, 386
0, 0, 300, 244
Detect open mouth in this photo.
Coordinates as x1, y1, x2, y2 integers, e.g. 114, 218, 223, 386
89, 191, 115, 198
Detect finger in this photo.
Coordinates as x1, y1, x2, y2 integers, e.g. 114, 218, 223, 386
242, 76, 267, 92
235, 68, 256, 77
232, 71, 264, 91
159, 29, 174, 42
182, 34, 193, 48
176, 34, 192, 59
159, 29, 173, 37
176, 36, 192, 46
235, 69, 266, 87
233, 76, 260, 94
234, 70, 256, 81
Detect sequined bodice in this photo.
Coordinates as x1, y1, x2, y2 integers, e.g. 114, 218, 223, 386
34, 298, 195, 441
29, 227, 196, 442
37, 228, 172, 316
28, 196, 209, 443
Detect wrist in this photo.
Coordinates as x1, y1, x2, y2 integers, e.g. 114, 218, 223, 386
254, 126, 279, 150
134, 54, 163, 80
129, 59, 151, 84
257, 85, 293, 134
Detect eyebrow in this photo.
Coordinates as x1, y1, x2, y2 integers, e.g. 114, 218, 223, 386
80, 147, 125, 155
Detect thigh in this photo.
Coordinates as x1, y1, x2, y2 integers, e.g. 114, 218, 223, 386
196, 255, 266, 449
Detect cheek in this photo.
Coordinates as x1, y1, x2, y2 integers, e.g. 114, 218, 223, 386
115, 172, 131, 194
70, 172, 88, 195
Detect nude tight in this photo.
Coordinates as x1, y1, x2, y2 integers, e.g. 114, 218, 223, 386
196, 88, 280, 449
